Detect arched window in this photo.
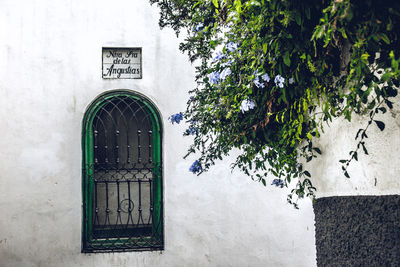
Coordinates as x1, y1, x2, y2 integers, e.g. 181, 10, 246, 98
82, 90, 163, 252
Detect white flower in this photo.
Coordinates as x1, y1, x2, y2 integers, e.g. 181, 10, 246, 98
274, 74, 285, 88
220, 68, 232, 80
254, 76, 265, 88
240, 99, 255, 113
289, 77, 294, 84
262, 73, 270, 82
195, 22, 204, 32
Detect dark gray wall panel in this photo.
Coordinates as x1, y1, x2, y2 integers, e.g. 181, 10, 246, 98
314, 195, 400, 267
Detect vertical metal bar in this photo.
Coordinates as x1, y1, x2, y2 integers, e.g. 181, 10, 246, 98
149, 179, 153, 225
94, 180, 98, 224
127, 180, 132, 213
138, 179, 142, 214
148, 130, 152, 163
104, 144, 109, 163
117, 180, 121, 213
127, 144, 131, 164
115, 130, 120, 164
94, 130, 99, 164
105, 181, 109, 214
137, 178, 143, 226
137, 130, 142, 163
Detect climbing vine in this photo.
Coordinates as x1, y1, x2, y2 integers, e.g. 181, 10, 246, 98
150, 0, 400, 207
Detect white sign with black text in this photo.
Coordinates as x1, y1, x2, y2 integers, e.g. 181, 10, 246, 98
102, 47, 142, 79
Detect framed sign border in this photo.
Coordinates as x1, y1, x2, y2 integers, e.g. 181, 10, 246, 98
102, 47, 143, 79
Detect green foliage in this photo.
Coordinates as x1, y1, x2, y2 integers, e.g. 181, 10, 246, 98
150, 0, 400, 206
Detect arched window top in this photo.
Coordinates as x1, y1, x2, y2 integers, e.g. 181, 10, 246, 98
83, 90, 162, 138
82, 90, 163, 253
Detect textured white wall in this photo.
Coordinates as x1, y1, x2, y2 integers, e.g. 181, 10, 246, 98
0, 0, 316, 266
307, 94, 400, 198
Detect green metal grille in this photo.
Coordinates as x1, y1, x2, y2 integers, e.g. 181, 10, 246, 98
82, 90, 163, 253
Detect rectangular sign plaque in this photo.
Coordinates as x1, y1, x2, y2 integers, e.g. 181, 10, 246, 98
102, 47, 142, 79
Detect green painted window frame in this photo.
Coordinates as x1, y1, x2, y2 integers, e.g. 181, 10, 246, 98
81, 90, 163, 253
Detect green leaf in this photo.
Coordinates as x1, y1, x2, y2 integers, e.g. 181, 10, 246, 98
386, 87, 398, 97
339, 159, 347, 164
303, 171, 311, 177
305, 7, 310, 20
355, 129, 363, 140
313, 147, 322, 154
344, 171, 350, 178
283, 51, 291, 67
361, 142, 369, 155
294, 11, 301, 26
380, 33, 390, 44
385, 100, 393, 109
211, 0, 218, 8
374, 120, 385, 131
360, 53, 370, 64
261, 178, 266, 186
378, 107, 387, 114
263, 43, 268, 54
234, 0, 242, 13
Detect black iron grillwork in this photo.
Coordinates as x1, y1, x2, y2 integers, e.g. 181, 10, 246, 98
82, 93, 163, 252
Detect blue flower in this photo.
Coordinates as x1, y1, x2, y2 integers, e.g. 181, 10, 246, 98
262, 73, 270, 82
240, 99, 255, 113
271, 178, 284, 188
195, 22, 204, 32
254, 76, 265, 88
226, 42, 238, 52
208, 71, 220, 84
189, 160, 202, 173
274, 74, 285, 88
220, 67, 232, 80
289, 77, 294, 84
213, 51, 225, 61
186, 126, 198, 135
169, 112, 183, 124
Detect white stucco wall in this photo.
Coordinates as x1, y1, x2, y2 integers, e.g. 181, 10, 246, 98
308, 94, 400, 198
0, 1, 316, 266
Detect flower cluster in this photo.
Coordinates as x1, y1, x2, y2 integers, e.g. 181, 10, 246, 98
208, 71, 220, 84
189, 160, 202, 173
186, 126, 198, 135
262, 73, 270, 82
226, 42, 238, 52
253, 73, 294, 89
271, 178, 285, 188
169, 112, 183, 124
274, 75, 285, 88
254, 73, 270, 88
213, 51, 225, 61
208, 67, 232, 85
195, 22, 204, 32
220, 67, 231, 80
240, 99, 255, 113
